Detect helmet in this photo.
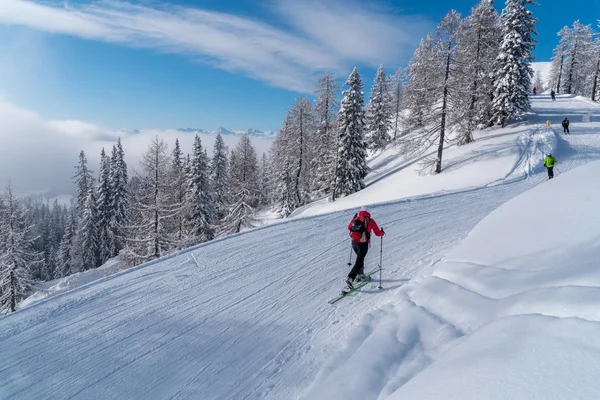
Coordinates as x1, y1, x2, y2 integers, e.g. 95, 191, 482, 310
547, 153, 552, 157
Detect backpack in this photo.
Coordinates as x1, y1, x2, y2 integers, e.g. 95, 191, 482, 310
350, 215, 370, 243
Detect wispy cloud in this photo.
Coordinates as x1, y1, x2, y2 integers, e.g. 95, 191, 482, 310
0, 99, 274, 194
0, 0, 432, 92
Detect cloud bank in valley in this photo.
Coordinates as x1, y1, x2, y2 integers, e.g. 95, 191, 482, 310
0, 100, 274, 195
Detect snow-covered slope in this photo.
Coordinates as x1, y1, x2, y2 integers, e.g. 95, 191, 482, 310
306, 158, 600, 400
2, 94, 600, 399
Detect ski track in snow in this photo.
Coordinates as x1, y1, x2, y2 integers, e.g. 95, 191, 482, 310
2, 95, 600, 399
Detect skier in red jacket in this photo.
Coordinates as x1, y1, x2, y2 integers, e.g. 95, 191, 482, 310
346, 208, 384, 289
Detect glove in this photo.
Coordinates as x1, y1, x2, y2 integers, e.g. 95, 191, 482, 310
381, 227, 385, 235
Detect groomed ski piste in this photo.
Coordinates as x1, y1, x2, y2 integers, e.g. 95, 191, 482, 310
3, 94, 600, 399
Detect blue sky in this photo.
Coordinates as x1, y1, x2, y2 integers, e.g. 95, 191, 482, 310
0, 0, 598, 133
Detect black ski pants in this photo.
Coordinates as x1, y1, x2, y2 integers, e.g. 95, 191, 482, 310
563, 126, 570, 134
547, 167, 554, 179
348, 241, 369, 280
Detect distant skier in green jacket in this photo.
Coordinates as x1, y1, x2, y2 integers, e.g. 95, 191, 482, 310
544, 153, 557, 179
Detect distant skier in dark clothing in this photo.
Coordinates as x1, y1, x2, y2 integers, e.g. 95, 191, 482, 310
533, 87, 537, 95
562, 117, 570, 134
346, 208, 384, 289
544, 153, 557, 179
551, 90, 556, 101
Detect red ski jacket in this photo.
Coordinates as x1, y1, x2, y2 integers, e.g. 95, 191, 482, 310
348, 210, 384, 244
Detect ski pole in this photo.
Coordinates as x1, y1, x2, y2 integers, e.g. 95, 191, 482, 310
347, 245, 353, 267
378, 235, 383, 290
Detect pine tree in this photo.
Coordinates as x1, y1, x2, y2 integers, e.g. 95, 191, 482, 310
55, 214, 74, 279
210, 132, 229, 221
169, 139, 187, 249
456, 0, 502, 143
491, 0, 538, 127
218, 134, 259, 234
333, 68, 369, 198
72, 150, 94, 217
74, 187, 100, 271
186, 135, 214, 244
96, 148, 113, 263
0, 183, 42, 313
270, 112, 297, 216
109, 138, 129, 256
366, 65, 393, 151
312, 72, 340, 197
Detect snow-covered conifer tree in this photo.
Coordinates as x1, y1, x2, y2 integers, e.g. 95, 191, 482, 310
55, 214, 74, 279
74, 187, 100, 271
270, 112, 297, 216
210, 132, 229, 221
491, 0, 538, 126
186, 135, 214, 244
96, 148, 113, 263
366, 65, 392, 151
72, 150, 94, 216
169, 139, 187, 249
312, 72, 340, 197
0, 183, 41, 313
109, 138, 129, 256
218, 134, 259, 234
333, 68, 369, 198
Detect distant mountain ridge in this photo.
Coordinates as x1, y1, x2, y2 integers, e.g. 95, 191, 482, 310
177, 127, 277, 138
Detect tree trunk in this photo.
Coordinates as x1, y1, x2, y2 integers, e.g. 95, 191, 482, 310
592, 53, 600, 101
566, 42, 577, 94
557, 52, 564, 93
295, 108, 304, 205
436, 49, 452, 174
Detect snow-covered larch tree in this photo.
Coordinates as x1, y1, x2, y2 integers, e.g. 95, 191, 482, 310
122, 137, 177, 266
312, 72, 340, 197
390, 68, 405, 141
560, 21, 595, 96
333, 67, 369, 198
456, 0, 501, 143
218, 133, 259, 234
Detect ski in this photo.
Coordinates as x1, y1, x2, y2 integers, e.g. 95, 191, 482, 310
328, 269, 380, 304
